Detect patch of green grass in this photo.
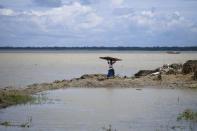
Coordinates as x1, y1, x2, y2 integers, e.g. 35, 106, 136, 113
2, 94, 36, 104
1, 93, 52, 105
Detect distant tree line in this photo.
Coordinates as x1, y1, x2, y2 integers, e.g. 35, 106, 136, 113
0, 46, 197, 51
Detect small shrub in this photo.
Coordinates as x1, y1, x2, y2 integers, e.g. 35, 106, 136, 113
163, 64, 168, 69
170, 63, 182, 70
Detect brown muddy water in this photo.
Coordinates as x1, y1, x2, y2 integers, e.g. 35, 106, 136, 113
0, 51, 197, 88
0, 88, 197, 131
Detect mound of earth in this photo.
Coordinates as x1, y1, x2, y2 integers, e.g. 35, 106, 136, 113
182, 60, 197, 74
0, 60, 197, 109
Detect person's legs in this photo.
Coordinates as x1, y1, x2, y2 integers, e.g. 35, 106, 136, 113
112, 69, 115, 76
107, 69, 111, 77
107, 69, 115, 77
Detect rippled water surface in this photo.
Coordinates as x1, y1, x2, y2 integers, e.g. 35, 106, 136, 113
0, 51, 197, 88
0, 88, 197, 131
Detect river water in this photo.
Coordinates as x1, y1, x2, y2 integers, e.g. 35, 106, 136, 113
0, 51, 197, 131
0, 88, 197, 131
0, 51, 197, 88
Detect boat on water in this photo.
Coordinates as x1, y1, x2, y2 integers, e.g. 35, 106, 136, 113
166, 51, 181, 54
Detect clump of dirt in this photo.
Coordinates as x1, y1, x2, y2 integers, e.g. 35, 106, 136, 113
182, 60, 197, 74
193, 71, 197, 80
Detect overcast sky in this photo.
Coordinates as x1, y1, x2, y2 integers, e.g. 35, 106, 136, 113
0, 0, 197, 47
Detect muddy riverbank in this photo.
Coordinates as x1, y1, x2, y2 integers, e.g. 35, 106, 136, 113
0, 60, 197, 109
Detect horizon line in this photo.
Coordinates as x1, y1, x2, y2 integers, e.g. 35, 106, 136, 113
0, 46, 197, 48
0, 46, 197, 51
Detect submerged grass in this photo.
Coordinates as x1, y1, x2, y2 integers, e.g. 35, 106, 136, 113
0, 93, 52, 128
136, 88, 142, 90
171, 125, 186, 130
0, 92, 52, 109
1, 92, 53, 105
177, 109, 197, 121
0, 116, 32, 128
102, 125, 117, 131
1, 94, 36, 105
0, 121, 30, 128
170, 109, 197, 131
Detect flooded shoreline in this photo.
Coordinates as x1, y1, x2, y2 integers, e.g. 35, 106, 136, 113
1, 59, 197, 109
0, 59, 196, 130
0, 88, 197, 131
0, 71, 196, 109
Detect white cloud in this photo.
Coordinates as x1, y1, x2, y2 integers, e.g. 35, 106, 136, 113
141, 10, 154, 17
114, 9, 191, 34
165, 11, 185, 28
0, 0, 197, 46
174, 11, 180, 17
111, 0, 124, 7
0, 2, 103, 31
0, 9, 14, 16
77, 13, 103, 29
35, 2, 103, 30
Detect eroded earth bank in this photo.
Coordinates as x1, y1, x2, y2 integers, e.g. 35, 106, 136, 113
0, 60, 197, 109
